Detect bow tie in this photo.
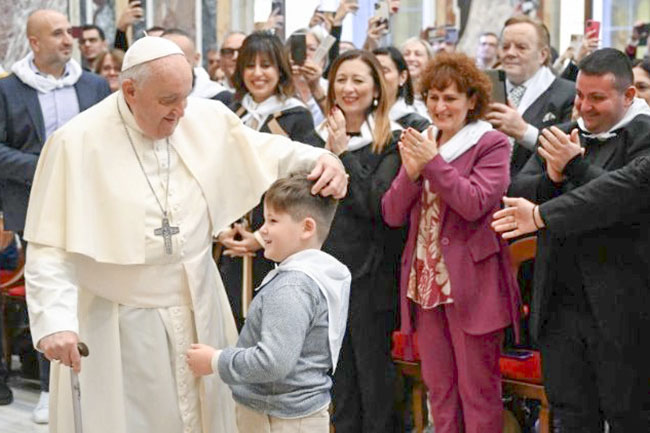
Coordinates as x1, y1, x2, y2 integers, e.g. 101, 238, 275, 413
580, 130, 618, 143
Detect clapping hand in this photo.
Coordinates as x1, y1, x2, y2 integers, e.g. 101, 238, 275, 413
537, 127, 583, 183
398, 127, 438, 181
218, 224, 261, 257
325, 107, 349, 156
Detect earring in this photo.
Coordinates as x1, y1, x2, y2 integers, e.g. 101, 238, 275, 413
372, 98, 378, 108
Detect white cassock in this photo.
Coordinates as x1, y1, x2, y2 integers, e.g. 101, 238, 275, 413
23, 91, 330, 433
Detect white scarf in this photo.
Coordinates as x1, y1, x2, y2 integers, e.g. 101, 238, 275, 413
11, 52, 82, 93
258, 249, 351, 371
578, 97, 650, 141
240, 93, 305, 131
427, 120, 494, 163
191, 66, 227, 99
316, 114, 401, 152
508, 66, 556, 115
389, 97, 418, 123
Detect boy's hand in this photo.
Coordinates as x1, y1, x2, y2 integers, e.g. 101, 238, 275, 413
186, 344, 216, 376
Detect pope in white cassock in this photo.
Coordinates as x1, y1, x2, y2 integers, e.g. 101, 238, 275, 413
23, 37, 347, 433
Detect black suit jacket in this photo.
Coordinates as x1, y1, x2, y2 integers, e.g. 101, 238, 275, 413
0, 71, 111, 230
511, 77, 576, 176
510, 115, 650, 348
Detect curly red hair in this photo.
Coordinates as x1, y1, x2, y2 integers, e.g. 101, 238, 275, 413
419, 52, 492, 123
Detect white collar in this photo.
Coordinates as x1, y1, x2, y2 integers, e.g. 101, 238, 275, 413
507, 66, 556, 115
316, 114, 401, 151
12, 52, 82, 93
191, 67, 227, 99
240, 93, 305, 130
429, 120, 493, 163
578, 98, 650, 140
389, 97, 418, 123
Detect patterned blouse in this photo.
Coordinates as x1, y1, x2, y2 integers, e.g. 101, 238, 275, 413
407, 179, 453, 309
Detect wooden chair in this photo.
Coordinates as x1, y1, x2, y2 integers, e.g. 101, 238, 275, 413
501, 236, 552, 433
392, 332, 427, 433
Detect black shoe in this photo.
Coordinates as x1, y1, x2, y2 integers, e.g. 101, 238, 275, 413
0, 380, 13, 405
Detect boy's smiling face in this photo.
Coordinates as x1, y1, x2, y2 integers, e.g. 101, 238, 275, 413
260, 202, 309, 263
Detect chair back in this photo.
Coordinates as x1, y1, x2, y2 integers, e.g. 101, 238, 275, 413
507, 236, 537, 279
0, 228, 25, 289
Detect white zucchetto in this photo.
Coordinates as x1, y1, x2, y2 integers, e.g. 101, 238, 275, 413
121, 36, 184, 72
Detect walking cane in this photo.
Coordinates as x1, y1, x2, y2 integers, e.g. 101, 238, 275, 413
241, 211, 254, 318
71, 342, 90, 433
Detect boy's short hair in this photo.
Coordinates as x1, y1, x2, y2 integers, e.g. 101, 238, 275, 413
264, 171, 339, 243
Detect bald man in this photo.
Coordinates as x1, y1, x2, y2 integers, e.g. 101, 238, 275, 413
162, 28, 233, 105
0, 9, 109, 422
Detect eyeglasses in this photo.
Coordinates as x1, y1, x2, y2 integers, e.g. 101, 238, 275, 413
220, 48, 239, 57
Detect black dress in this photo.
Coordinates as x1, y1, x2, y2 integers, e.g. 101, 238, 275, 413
318, 131, 405, 433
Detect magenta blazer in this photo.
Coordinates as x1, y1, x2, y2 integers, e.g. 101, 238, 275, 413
382, 129, 520, 337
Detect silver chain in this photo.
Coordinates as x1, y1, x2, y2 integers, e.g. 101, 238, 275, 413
116, 98, 171, 217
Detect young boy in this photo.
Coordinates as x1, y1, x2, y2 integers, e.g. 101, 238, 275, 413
187, 172, 351, 432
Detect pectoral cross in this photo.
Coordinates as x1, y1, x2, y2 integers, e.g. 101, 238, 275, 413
154, 216, 180, 255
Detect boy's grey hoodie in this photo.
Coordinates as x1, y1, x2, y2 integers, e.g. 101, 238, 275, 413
216, 249, 351, 418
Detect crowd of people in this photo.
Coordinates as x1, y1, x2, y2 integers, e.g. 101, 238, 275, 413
0, 2, 649, 433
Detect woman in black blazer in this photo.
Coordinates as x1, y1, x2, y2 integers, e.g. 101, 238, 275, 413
218, 31, 320, 329
316, 49, 403, 433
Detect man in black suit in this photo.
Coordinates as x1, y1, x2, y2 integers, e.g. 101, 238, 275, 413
506, 48, 650, 432
0, 9, 110, 423
486, 15, 576, 176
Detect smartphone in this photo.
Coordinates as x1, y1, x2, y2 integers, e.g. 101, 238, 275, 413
373, 0, 390, 29
290, 33, 307, 66
485, 69, 507, 105
444, 27, 459, 45
502, 349, 534, 361
585, 19, 600, 37
70, 26, 82, 39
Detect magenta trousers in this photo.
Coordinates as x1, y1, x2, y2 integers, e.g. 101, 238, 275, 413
416, 304, 504, 433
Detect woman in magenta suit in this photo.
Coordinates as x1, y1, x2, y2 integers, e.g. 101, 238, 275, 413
382, 53, 520, 433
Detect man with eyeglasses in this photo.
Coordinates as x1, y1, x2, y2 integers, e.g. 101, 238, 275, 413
219, 31, 246, 91
80, 24, 108, 70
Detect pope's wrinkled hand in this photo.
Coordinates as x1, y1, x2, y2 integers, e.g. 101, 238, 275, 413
39, 330, 81, 373
186, 344, 216, 377
308, 154, 349, 199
